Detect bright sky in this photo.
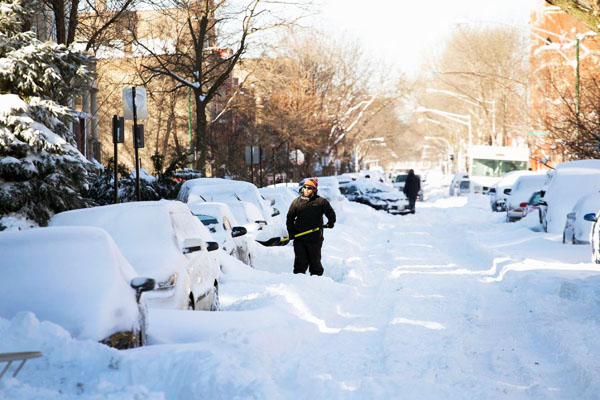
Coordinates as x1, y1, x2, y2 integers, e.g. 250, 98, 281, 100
312, 0, 540, 75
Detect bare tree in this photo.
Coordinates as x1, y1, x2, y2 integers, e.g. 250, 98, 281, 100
128, 0, 312, 174
251, 30, 401, 174
420, 25, 529, 148
35, 0, 139, 50
535, 66, 600, 159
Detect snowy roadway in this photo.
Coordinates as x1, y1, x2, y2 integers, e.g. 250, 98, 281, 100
2, 187, 600, 399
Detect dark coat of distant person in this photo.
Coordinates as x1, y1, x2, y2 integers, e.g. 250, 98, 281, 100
403, 169, 421, 199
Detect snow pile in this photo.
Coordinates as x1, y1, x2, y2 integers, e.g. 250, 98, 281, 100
2, 185, 600, 398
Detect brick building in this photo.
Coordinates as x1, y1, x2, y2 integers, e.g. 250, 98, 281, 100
529, 0, 600, 169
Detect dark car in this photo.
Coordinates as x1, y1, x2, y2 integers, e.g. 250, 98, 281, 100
339, 178, 409, 214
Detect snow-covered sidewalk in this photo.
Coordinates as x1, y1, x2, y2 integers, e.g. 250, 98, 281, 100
2, 191, 600, 399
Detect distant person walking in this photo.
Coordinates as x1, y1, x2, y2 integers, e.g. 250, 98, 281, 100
286, 178, 336, 276
403, 169, 421, 214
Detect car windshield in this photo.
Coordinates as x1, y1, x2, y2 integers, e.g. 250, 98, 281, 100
366, 188, 384, 194
194, 214, 219, 232
471, 159, 528, 178
340, 185, 358, 194
459, 181, 470, 189
395, 174, 407, 183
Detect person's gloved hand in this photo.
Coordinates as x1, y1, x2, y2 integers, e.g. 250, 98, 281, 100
325, 222, 334, 229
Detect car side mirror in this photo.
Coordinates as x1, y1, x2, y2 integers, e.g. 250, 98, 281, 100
584, 213, 597, 222
206, 241, 219, 252
231, 226, 247, 237
130, 277, 156, 302
503, 188, 512, 195
182, 237, 203, 254
271, 208, 280, 217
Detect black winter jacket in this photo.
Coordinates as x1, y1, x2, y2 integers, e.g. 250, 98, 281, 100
286, 193, 336, 242
403, 173, 421, 199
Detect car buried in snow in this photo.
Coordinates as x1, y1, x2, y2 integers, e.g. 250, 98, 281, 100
562, 192, 600, 245
0, 226, 155, 349
339, 177, 408, 214
187, 201, 255, 266
50, 200, 221, 312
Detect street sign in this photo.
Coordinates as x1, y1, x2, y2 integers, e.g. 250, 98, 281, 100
122, 87, 148, 120
245, 146, 264, 165
134, 124, 144, 148
289, 149, 304, 166
112, 115, 124, 143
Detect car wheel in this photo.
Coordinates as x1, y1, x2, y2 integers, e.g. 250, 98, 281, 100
187, 294, 195, 311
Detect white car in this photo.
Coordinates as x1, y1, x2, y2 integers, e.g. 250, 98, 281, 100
178, 178, 277, 224
488, 170, 541, 212
542, 161, 600, 234
562, 192, 600, 244
187, 201, 254, 266
456, 179, 471, 195
179, 178, 288, 244
449, 172, 469, 196
259, 186, 297, 216
0, 226, 155, 349
505, 174, 546, 222
50, 200, 221, 311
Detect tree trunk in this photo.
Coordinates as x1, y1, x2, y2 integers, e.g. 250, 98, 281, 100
51, 0, 66, 44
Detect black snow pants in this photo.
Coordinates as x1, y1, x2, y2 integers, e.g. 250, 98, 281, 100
293, 239, 324, 276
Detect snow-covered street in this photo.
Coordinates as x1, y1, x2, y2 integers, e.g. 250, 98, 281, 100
2, 186, 600, 399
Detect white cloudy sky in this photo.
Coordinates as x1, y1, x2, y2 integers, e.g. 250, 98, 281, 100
311, 0, 540, 74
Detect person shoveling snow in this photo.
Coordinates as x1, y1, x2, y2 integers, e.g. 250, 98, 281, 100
285, 178, 336, 276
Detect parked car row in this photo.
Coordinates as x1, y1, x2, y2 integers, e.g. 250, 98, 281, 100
0, 177, 294, 350
491, 159, 600, 265
339, 177, 409, 214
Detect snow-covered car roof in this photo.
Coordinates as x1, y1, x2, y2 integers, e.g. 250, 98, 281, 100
556, 159, 600, 170
570, 191, 600, 217
259, 187, 297, 213
494, 170, 542, 189
178, 178, 273, 223
49, 200, 209, 282
0, 226, 140, 342
506, 174, 547, 208
341, 178, 407, 201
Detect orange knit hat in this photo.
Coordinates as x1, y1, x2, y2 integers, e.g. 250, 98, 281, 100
303, 177, 318, 188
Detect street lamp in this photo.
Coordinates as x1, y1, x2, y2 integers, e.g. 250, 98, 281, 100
416, 106, 472, 148
425, 88, 496, 141
354, 137, 385, 172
